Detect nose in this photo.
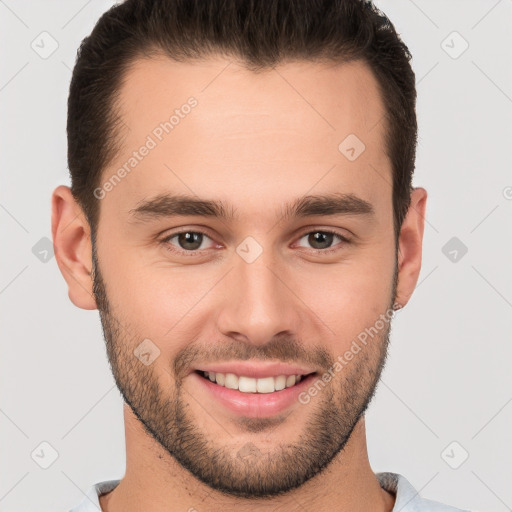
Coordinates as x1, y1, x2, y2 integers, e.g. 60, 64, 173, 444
216, 248, 303, 346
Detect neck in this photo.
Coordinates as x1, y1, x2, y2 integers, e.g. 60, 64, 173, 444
100, 405, 395, 512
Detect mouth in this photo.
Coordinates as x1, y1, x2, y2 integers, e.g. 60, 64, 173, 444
194, 369, 317, 394
191, 369, 319, 418
189, 360, 320, 417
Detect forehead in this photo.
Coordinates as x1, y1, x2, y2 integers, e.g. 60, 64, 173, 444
104, 55, 390, 218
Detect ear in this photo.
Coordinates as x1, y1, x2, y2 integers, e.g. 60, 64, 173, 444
51, 185, 97, 310
394, 187, 428, 309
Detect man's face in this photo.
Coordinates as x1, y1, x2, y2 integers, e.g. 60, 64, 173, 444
92, 56, 398, 498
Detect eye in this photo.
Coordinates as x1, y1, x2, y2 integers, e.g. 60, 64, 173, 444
161, 230, 217, 255
160, 228, 350, 257
295, 230, 350, 253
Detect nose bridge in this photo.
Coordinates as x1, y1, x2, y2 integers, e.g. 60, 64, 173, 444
217, 244, 300, 344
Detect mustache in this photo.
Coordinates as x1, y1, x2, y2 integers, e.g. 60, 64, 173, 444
172, 335, 334, 380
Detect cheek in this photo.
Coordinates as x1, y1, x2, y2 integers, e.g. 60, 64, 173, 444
98, 222, 395, 348
104, 255, 220, 340
297, 248, 395, 348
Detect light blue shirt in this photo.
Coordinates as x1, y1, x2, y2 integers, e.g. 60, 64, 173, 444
69, 472, 471, 511
69, 473, 470, 512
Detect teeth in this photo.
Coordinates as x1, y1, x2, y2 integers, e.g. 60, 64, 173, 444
202, 371, 307, 393
256, 376, 277, 393
225, 373, 238, 390
275, 375, 287, 391
239, 376, 257, 393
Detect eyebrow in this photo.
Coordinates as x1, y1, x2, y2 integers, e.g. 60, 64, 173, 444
128, 192, 375, 223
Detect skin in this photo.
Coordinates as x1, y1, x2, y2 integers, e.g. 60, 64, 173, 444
52, 56, 427, 512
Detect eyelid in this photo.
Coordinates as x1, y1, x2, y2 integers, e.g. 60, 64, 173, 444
295, 226, 351, 242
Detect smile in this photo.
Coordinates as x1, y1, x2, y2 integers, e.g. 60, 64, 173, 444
197, 370, 315, 394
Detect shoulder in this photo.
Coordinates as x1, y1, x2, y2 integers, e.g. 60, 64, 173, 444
69, 479, 121, 512
376, 472, 473, 512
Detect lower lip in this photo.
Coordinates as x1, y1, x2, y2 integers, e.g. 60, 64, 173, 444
191, 371, 317, 418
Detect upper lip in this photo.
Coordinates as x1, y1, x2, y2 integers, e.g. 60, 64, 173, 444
192, 361, 317, 379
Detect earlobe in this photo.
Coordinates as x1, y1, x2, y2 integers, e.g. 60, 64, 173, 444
394, 187, 428, 309
51, 185, 98, 310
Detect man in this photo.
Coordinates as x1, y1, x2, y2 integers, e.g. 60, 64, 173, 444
52, 0, 470, 510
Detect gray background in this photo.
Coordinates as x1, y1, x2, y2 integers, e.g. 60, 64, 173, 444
1, 0, 511, 510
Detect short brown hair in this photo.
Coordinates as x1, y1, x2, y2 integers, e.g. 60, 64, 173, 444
67, 0, 417, 243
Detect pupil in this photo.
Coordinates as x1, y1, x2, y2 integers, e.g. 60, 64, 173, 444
176, 232, 333, 251
179, 232, 202, 250
309, 232, 333, 249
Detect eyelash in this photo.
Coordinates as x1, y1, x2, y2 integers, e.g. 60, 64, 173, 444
159, 228, 351, 257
